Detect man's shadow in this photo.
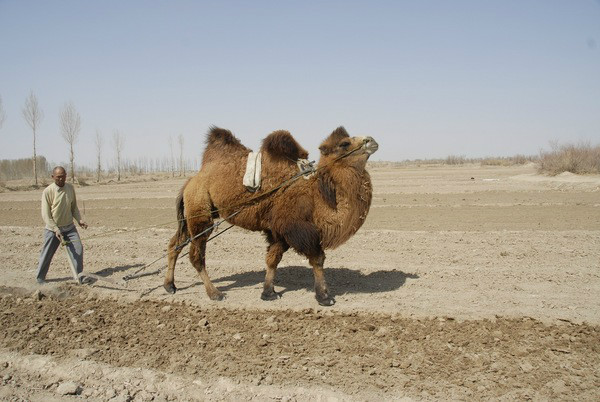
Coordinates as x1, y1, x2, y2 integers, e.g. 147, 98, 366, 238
93, 264, 145, 277
45, 276, 73, 283
69, 263, 146, 291
205, 266, 418, 296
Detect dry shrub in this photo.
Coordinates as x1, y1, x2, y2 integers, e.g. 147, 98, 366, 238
538, 141, 600, 176
445, 155, 467, 165
511, 154, 532, 165
480, 157, 508, 166
480, 154, 536, 166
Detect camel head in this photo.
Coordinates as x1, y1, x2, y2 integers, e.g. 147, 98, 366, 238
318, 127, 378, 168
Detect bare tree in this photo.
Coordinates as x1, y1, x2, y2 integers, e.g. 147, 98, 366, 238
22, 91, 44, 185
112, 130, 124, 181
59, 102, 81, 183
0, 95, 6, 129
168, 136, 175, 178
95, 130, 103, 183
178, 134, 185, 177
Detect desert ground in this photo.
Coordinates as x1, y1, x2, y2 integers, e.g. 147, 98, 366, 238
0, 163, 599, 401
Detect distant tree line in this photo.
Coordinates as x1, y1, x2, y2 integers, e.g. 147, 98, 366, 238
0, 155, 199, 183
73, 156, 199, 177
0, 91, 197, 185
0, 156, 51, 181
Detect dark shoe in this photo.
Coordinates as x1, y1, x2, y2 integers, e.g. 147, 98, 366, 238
78, 275, 92, 285
36, 278, 46, 285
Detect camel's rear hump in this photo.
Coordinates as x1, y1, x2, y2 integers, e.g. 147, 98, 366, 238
205, 126, 243, 147
202, 126, 250, 167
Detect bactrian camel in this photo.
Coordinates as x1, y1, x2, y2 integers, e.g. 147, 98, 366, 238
164, 126, 378, 305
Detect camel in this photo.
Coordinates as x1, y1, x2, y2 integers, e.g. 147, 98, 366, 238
164, 126, 378, 306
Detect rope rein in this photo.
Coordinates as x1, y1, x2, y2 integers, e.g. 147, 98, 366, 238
79, 142, 361, 243
75, 141, 367, 284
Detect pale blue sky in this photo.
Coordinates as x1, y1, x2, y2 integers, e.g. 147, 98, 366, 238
1, 0, 599, 166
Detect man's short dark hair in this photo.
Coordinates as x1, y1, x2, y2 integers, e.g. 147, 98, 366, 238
52, 166, 66, 175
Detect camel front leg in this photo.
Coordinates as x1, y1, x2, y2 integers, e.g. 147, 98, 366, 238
309, 251, 335, 306
261, 240, 289, 301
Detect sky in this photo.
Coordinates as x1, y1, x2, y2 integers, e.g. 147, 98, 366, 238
0, 0, 599, 167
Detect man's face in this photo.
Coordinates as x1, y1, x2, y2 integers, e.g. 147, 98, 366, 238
52, 169, 67, 187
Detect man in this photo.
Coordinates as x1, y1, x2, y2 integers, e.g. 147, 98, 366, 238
37, 166, 89, 284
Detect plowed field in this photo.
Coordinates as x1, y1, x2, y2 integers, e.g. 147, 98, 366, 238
1, 164, 599, 400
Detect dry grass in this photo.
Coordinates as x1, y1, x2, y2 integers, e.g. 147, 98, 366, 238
538, 142, 600, 176
445, 155, 468, 165
480, 155, 536, 166
369, 154, 536, 168
0, 172, 190, 192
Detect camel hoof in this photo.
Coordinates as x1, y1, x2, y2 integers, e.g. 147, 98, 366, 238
209, 291, 225, 301
316, 294, 336, 306
261, 291, 282, 301
164, 283, 177, 294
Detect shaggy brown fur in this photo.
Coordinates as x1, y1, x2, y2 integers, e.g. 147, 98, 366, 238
164, 126, 378, 306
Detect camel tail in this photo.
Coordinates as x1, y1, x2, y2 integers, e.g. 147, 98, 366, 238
176, 180, 190, 240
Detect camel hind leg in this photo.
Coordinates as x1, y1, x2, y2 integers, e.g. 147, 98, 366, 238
164, 176, 220, 299
188, 232, 224, 301
164, 231, 187, 294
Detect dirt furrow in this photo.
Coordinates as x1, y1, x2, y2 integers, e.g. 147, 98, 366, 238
1, 286, 599, 400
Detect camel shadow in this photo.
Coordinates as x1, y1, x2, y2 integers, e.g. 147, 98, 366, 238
213, 266, 418, 296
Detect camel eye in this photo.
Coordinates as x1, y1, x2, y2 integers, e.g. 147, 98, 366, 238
339, 141, 351, 149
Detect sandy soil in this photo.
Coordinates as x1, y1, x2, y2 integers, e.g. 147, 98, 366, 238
0, 163, 599, 400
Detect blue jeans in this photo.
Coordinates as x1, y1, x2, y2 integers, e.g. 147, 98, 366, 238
36, 224, 83, 282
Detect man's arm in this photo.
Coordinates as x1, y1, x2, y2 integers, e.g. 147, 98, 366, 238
71, 187, 88, 229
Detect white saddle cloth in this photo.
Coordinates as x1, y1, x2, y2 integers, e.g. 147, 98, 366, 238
243, 151, 262, 192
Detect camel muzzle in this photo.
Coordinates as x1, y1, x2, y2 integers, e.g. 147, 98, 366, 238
362, 136, 378, 155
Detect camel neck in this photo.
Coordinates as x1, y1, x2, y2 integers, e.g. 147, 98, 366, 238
315, 166, 373, 249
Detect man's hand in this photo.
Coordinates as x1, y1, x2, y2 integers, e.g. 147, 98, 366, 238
79, 220, 88, 229
54, 230, 63, 242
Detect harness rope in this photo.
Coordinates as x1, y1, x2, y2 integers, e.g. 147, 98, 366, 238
122, 219, 237, 281
75, 142, 360, 243
71, 141, 367, 288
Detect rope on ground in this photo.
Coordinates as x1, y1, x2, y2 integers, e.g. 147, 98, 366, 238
122, 217, 238, 282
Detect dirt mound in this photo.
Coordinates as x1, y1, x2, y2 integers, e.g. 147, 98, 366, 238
1, 287, 599, 400
556, 171, 579, 178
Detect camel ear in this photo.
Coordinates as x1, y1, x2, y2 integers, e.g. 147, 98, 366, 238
330, 126, 350, 139
318, 172, 337, 209
319, 126, 350, 155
